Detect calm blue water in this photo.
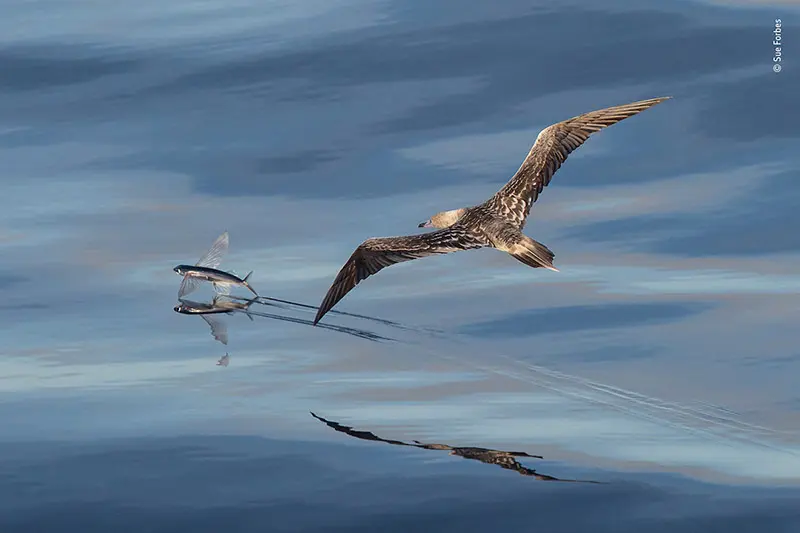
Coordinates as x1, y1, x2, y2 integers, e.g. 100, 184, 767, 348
2, 0, 800, 530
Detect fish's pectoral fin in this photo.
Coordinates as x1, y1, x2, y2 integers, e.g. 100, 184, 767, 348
213, 282, 231, 296
505, 235, 557, 271
201, 314, 228, 345
177, 274, 201, 298
196, 232, 229, 269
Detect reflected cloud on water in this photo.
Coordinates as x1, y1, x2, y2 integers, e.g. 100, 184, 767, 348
311, 412, 603, 484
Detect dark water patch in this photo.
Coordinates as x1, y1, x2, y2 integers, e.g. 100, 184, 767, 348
368, 16, 760, 134
563, 168, 800, 257
696, 66, 800, 142
459, 302, 711, 339
83, 140, 431, 200
0, 44, 140, 92
3, 9, 773, 201
740, 353, 800, 368
563, 212, 695, 250
536, 344, 660, 364
257, 150, 339, 174
0, 273, 28, 289
1, 435, 798, 533
123, 8, 766, 138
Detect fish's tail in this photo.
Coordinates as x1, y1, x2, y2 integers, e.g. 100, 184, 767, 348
243, 297, 257, 321
242, 271, 259, 297
507, 235, 559, 271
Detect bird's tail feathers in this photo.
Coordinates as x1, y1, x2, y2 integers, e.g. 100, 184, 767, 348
508, 236, 558, 271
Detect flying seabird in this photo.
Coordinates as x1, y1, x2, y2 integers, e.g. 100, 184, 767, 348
313, 96, 671, 324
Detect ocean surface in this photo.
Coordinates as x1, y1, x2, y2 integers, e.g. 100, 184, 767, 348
2, 0, 799, 531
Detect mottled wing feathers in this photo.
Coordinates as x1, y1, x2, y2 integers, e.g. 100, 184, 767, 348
313, 228, 486, 324
196, 231, 229, 269
492, 97, 670, 227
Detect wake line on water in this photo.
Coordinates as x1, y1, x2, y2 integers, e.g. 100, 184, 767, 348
422, 336, 800, 456
230, 295, 446, 336
490, 352, 785, 437
312, 317, 796, 456
441, 346, 798, 457
229, 295, 797, 455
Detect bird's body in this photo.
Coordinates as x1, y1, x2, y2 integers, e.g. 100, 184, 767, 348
310, 412, 602, 483
313, 97, 671, 325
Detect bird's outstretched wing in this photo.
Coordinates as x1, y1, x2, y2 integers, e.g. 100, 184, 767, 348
313, 227, 487, 324
490, 97, 671, 227
196, 231, 229, 269
310, 412, 411, 446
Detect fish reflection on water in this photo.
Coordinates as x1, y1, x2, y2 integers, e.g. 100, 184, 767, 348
173, 296, 259, 346
173, 296, 258, 318
311, 412, 603, 484
173, 295, 396, 343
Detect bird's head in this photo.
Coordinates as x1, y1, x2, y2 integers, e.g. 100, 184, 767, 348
418, 208, 467, 229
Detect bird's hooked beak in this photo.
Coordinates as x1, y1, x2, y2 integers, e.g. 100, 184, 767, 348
418, 219, 433, 228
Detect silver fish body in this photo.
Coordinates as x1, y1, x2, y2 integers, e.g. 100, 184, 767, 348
172, 232, 258, 298
173, 265, 258, 297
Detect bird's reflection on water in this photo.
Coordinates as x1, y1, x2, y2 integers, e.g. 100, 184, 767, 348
310, 412, 604, 483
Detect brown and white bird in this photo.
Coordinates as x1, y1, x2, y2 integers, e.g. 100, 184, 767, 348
313, 97, 671, 325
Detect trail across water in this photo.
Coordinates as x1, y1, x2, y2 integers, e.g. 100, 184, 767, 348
249, 296, 800, 462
